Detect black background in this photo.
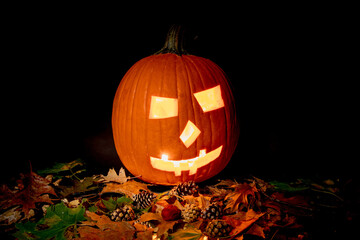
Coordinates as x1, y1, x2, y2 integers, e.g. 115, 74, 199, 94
3, 9, 355, 183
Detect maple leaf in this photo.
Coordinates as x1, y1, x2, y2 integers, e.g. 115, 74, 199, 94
13, 202, 86, 240
101, 167, 128, 184
225, 182, 258, 213
0, 171, 57, 218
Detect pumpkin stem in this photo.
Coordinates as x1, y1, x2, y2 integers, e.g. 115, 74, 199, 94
155, 24, 188, 56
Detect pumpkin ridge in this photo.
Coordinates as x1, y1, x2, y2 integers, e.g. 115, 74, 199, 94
128, 58, 154, 174
188, 56, 209, 179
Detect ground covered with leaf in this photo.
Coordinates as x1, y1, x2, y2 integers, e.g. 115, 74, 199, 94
0, 159, 358, 239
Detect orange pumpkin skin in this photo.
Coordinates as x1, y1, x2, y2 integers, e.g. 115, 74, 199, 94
112, 53, 239, 185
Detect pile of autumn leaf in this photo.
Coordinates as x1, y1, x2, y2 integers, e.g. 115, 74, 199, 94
0, 159, 338, 240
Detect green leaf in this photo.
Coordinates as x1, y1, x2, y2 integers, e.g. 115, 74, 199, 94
14, 202, 86, 240
37, 159, 84, 175
102, 198, 117, 211
170, 227, 202, 240
13, 221, 37, 240
117, 196, 133, 205
88, 205, 98, 212
270, 181, 309, 192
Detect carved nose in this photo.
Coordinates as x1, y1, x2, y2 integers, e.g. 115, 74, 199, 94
179, 120, 201, 148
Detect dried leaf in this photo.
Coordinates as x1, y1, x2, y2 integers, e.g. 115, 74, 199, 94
136, 229, 154, 240
100, 180, 150, 196
170, 227, 202, 240
0, 171, 57, 218
139, 212, 163, 222
84, 211, 135, 239
223, 209, 265, 237
225, 182, 258, 213
101, 167, 128, 184
156, 220, 177, 237
0, 206, 22, 225
183, 194, 211, 209
246, 224, 265, 238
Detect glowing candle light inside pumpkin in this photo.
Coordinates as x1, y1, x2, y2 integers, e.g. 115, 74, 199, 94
180, 120, 201, 148
149, 96, 178, 119
194, 85, 224, 112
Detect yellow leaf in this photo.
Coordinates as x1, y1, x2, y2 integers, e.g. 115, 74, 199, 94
139, 212, 163, 222
100, 180, 150, 196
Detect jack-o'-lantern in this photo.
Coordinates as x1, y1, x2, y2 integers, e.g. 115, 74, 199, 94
112, 25, 239, 185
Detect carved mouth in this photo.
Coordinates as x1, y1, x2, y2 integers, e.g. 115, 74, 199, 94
150, 146, 223, 176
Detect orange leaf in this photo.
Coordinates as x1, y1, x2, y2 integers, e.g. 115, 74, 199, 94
139, 212, 163, 222
136, 229, 154, 240
157, 220, 177, 237
86, 211, 135, 236
223, 210, 265, 236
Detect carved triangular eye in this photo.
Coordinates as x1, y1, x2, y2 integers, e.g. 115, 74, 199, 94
149, 96, 178, 119
193, 85, 225, 112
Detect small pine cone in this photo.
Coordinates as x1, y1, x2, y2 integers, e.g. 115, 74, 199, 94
170, 181, 198, 197
133, 190, 156, 209
110, 205, 135, 221
200, 203, 222, 220
205, 220, 232, 238
182, 204, 201, 222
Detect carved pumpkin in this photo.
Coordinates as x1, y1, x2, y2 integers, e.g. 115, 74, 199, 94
112, 26, 239, 185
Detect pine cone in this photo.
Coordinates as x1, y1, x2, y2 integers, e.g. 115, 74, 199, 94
200, 203, 222, 220
133, 190, 156, 209
110, 205, 135, 221
182, 204, 201, 222
205, 220, 232, 238
170, 181, 198, 197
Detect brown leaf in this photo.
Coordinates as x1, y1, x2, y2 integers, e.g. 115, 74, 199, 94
223, 209, 265, 237
0, 206, 22, 225
136, 229, 154, 240
139, 212, 163, 222
183, 194, 211, 209
246, 224, 265, 238
156, 220, 177, 237
101, 167, 128, 184
100, 180, 150, 196
225, 182, 258, 213
0, 171, 57, 218
83, 211, 136, 239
